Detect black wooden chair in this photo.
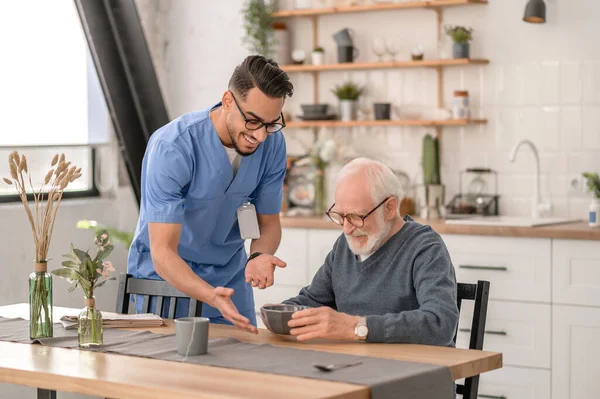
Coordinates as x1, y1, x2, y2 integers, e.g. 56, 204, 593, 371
454, 280, 491, 399
115, 273, 203, 318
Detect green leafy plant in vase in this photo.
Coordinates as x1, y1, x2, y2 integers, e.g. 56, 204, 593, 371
52, 230, 116, 348
332, 81, 364, 121
445, 25, 473, 59
3, 152, 82, 339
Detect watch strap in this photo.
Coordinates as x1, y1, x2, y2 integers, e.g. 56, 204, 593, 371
246, 251, 263, 265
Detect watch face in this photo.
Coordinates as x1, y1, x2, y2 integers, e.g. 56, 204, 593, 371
357, 325, 368, 337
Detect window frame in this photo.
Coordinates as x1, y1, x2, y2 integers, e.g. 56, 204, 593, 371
0, 147, 100, 204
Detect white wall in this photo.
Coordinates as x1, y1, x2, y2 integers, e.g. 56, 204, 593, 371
139, 0, 600, 219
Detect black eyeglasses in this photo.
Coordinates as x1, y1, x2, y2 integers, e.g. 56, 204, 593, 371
229, 91, 286, 134
326, 197, 391, 228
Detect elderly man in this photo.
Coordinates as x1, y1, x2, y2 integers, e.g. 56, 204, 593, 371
276, 158, 459, 345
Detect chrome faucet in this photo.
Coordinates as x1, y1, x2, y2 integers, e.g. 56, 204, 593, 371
509, 139, 551, 219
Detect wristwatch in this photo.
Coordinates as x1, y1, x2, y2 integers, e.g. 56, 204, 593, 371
246, 252, 262, 265
355, 316, 368, 340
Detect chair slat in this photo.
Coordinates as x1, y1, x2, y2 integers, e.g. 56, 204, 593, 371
141, 295, 150, 314
168, 297, 177, 319
155, 296, 164, 317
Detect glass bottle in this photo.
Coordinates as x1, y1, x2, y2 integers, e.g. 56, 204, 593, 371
29, 261, 53, 339
78, 296, 103, 348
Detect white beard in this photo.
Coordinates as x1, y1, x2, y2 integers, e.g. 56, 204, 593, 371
345, 209, 392, 256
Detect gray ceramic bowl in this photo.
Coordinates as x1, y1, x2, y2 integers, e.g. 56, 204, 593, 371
260, 304, 311, 335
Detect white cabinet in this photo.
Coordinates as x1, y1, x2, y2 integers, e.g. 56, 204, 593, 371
552, 305, 600, 399
457, 301, 551, 369
476, 366, 551, 399
246, 228, 311, 286
307, 229, 342, 278
442, 235, 551, 302
553, 239, 600, 306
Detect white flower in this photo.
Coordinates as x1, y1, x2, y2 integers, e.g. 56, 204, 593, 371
319, 140, 336, 163
102, 261, 115, 273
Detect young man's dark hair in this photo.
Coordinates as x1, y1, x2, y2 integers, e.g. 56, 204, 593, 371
228, 55, 294, 100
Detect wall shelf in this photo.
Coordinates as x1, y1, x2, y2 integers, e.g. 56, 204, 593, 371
272, 0, 487, 18
285, 118, 487, 129
281, 58, 489, 72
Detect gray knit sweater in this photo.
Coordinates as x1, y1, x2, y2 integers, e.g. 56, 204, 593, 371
283, 215, 459, 346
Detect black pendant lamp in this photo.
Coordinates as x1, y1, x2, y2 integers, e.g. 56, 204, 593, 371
523, 0, 546, 23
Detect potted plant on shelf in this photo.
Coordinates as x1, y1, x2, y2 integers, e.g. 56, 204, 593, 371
242, 0, 277, 59
51, 230, 116, 348
331, 81, 364, 121
2, 152, 82, 339
312, 46, 325, 65
445, 25, 473, 59
582, 172, 600, 227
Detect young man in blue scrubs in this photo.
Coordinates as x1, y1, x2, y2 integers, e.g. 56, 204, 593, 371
127, 55, 294, 334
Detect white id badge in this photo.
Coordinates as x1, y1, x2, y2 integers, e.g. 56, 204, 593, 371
237, 202, 260, 240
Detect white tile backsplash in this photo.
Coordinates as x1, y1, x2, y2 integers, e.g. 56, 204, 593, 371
582, 106, 600, 149
560, 62, 583, 104
583, 61, 600, 104
523, 63, 542, 105
540, 62, 560, 105
560, 106, 583, 150
568, 153, 600, 174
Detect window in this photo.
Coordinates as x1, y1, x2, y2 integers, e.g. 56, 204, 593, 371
0, 0, 109, 200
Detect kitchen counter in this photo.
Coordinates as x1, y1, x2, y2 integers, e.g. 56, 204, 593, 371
280, 216, 600, 241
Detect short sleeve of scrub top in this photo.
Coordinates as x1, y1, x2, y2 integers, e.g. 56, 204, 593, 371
140, 139, 192, 224
252, 133, 287, 215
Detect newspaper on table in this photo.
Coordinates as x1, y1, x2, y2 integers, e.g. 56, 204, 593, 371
60, 311, 164, 330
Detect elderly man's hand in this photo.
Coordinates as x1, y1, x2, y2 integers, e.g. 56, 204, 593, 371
245, 254, 286, 289
288, 307, 359, 341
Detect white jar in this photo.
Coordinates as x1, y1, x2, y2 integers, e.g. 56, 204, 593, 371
589, 199, 600, 227
451, 90, 470, 120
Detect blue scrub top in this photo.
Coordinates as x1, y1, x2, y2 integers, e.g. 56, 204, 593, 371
127, 102, 287, 324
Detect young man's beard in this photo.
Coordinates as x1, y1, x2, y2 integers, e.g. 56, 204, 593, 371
226, 122, 259, 157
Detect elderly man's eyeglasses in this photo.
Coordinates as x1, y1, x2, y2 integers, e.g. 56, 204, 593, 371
326, 197, 391, 228
229, 91, 286, 134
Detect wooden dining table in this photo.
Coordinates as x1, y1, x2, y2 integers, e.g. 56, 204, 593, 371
0, 303, 502, 398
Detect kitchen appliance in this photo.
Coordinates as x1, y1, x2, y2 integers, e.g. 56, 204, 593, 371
446, 168, 500, 218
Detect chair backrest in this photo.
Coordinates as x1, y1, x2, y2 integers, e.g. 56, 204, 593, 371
115, 273, 202, 319
454, 280, 490, 399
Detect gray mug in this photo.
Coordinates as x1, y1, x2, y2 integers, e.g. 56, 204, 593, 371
175, 317, 209, 356
333, 28, 355, 47
338, 45, 359, 63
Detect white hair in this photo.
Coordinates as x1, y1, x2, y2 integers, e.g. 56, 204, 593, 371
336, 157, 404, 214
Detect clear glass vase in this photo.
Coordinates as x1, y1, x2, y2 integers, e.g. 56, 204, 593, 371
29, 262, 53, 339
78, 297, 103, 348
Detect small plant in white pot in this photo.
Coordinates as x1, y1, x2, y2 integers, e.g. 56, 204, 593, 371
332, 81, 364, 121
312, 46, 325, 65
582, 172, 600, 227
445, 25, 473, 59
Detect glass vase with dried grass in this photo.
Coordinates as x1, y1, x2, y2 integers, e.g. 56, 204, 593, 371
2, 151, 82, 339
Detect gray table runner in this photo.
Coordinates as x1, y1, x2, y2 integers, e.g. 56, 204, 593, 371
0, 317, 454, 398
